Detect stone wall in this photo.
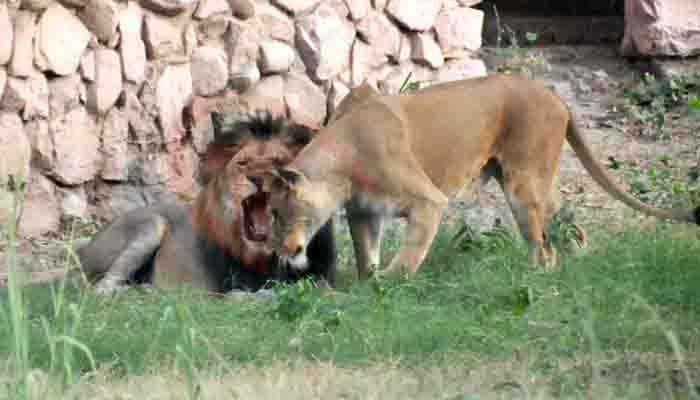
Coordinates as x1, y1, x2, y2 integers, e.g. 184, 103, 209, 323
0, 0, 487, 238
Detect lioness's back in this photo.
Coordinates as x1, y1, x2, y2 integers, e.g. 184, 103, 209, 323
372, 74, 569, 193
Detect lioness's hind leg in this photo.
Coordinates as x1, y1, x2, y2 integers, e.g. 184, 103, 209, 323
347, 212, 384, 280
382, 202, 445, 279
502, 177, 550, 266
94, 216, 168, 295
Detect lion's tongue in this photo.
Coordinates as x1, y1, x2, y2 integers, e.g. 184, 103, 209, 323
246, 195, 269, 241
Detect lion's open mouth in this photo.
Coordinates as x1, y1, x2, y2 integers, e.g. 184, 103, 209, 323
242, 191, 270, 242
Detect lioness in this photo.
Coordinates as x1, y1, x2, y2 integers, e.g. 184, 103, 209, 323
265, 74, 699, 280
76, 111, 336, 293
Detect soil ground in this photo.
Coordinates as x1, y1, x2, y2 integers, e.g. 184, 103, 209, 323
1, 44, 699, 285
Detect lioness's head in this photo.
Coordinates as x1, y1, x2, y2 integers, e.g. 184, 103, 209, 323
266, 167, 335, 271
193, 111, 316, 268
328, 81, 378, 124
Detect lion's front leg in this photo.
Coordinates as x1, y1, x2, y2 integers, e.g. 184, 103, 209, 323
381, 201, 445, 279
94, 216, 168, 295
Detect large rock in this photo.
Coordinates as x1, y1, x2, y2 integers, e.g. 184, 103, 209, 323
197, 15, 230, 42
226, 19, 262, 75
143, 14, 183, 60
434, 7, 483, 58
247, 74, 284, 99
194, 0, 230, 19
25, 119, 53, 171
57, 186, 88, 219
35, 4, 91, 76
295, 3, 356, 81
259, 40, 296, 74
190, 46, 228, 96
101, 107, 130, 181
411, 33, 444, 69
17, 172, 60, 238
79, 0, 119, 44
119, 2, 147, 83
0, 113, 31, 186
431, 58, 487, 83
386, 0, 441, 31
229, 62, 260, 92
80, 50, 95, 81
230, 0, 255, 19
58, 0, 89, 8
0, 4, 12, 65
163, 143, 198, 196
621, 0, 700, 56
183, 22, 197, 57
10, 11, 37, 77
344, 0, 369, 20
21, 0, 54, 11
130, 152, 169, 185
50, 106, 100, 185
49, 73, 84, 115
1, 73, 50, 121
0, 69, 6, 101
122, 86, 160, 150
326, 0, 349, 18
271, 0, 320, 16
87, 49, 122, 114
258, 3, 294, 43
139, 0, 196, 16
378, 63, 423, 94
283, 73, 326, 125
372, 0, 386, 10
356, 10, 401, 59
326, 79, 349, 117
156, 63, 192, 144
351, 39, 387, 86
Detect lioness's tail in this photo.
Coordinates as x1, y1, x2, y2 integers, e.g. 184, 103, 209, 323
565, 112, 700, 224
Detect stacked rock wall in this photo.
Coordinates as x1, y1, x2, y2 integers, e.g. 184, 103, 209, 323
0, 0, 486, 238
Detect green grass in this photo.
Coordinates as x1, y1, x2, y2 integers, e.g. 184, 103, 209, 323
3, 216, 700, 397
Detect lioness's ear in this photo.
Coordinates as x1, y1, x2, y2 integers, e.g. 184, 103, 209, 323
264, 167, 304, 192
277, 167, 304, 185
210, 112, 225, 136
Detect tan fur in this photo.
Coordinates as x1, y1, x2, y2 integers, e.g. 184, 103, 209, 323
76, 113, 334, 294
267, 74, 698, 279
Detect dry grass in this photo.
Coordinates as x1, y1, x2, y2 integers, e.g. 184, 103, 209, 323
9, 351, 699, 400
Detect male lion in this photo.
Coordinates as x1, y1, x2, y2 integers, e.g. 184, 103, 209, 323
264, 73, 699, 280
76, 111, 336, 294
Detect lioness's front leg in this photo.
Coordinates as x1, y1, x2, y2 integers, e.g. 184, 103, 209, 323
347, 211, 384, 280
381, 200, 446, 279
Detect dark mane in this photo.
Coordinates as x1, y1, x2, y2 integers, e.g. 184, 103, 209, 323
210, 111, 314, 147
